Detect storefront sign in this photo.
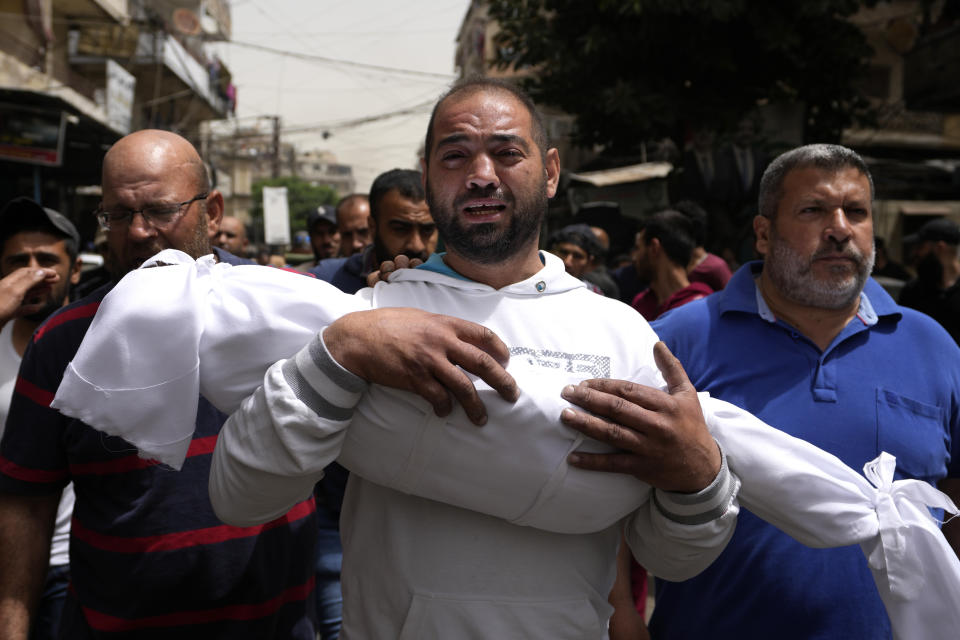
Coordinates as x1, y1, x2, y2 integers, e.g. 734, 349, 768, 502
0, 106, 66, 166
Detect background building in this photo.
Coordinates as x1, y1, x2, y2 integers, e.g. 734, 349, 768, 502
203, 117, 355, 228
0, 0, 234, 245
845, 1, 960, 256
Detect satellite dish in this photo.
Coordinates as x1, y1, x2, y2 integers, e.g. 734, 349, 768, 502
173, 8, 201, 36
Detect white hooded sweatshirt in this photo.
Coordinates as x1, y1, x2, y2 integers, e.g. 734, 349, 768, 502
210, 252, 739, 639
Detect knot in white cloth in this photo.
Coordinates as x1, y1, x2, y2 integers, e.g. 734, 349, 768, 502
863, 452, 958, 601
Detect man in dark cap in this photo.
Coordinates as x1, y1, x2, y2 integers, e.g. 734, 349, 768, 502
0, 197, 82, 639
298, 204, 340, 271
900, 217, 960, 344
0, 197, 82, 379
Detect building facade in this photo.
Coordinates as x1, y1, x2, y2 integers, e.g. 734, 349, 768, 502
0, 0, 234, 245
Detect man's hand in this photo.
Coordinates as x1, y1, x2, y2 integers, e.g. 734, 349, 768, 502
560, 341, 721, 493
0, 268, 60, 323
366, 255, 424, 288
324, 308, 519, 425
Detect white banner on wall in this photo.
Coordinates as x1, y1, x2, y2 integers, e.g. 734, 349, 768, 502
106, 59, 135, 134
262, 186, 291, 246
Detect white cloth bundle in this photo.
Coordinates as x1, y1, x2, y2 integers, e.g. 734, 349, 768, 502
52, 250, 960, 639
705, 400, 960, 639
53, 251, 367, 466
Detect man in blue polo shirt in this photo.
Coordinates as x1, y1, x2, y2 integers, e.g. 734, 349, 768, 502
637, 144, 960, 638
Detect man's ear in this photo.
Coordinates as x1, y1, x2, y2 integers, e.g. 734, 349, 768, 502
648, 237, 662, 259
70, 256, 82, 285
754, 215, 771, 256
545, 148, 560, 198
206, 190, 225, 238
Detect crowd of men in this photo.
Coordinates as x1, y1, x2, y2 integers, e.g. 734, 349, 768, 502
0, 77, 957, 640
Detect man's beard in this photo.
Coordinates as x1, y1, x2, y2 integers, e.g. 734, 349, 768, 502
178, 213, 213, 260
634, 254, 653, 283
765, 225, 875, 310
23, 289, 69, 323
425, 180, 546, 265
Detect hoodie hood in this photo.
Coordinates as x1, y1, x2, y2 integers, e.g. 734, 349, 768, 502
387, 250, 586, 297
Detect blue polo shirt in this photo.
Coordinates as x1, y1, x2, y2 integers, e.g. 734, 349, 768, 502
649, 261, 960, 640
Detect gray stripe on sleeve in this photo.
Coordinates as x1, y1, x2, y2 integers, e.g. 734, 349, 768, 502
309, 332, 367, 393
281, 358, 355, 422
653, 444, 738, 525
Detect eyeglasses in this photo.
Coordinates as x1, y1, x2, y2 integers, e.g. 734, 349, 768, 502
96, 193, 209, 230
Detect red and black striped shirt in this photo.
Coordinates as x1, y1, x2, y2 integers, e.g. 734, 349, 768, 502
0, 281, 318, 638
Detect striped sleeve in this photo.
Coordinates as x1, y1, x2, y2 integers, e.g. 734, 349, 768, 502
653, 444, 738, 525
282, 330, 367, 420
209, 328, 367, 527
623, 442, 740, 582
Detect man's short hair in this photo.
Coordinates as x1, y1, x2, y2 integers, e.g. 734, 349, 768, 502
424, 77, 549, 163
547, 224, 602, 259
672, 200, 708, 247
642, 209, 697, 267
759, 144, 874, 220
0, 197, 80, 262
335, 193, 369, 221
369, 169, 424, 221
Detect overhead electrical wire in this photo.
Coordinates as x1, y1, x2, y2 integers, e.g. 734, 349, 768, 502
210, 97, 436, 140
226, 40, 456, 80
0, 12, 455, 82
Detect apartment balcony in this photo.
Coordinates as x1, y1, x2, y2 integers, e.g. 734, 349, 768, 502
68, 27, 232, 127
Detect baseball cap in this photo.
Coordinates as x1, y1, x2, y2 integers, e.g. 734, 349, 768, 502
307, 205, 337, 232
0, 197, 80, 248
903, 218, 960, 245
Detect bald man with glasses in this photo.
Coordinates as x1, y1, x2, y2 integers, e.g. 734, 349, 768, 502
0, 130, 317, 638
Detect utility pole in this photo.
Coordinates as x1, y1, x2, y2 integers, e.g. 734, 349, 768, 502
271, 115, 281, 179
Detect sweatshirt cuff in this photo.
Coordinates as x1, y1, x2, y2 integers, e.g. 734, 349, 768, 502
653, 441, 738, 525
280, 327, 368, 419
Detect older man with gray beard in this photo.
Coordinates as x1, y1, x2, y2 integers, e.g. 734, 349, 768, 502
642, 144, 960, 639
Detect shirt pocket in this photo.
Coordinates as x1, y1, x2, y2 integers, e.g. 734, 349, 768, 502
876, 388, 949, 482
397, 592, 608, 640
